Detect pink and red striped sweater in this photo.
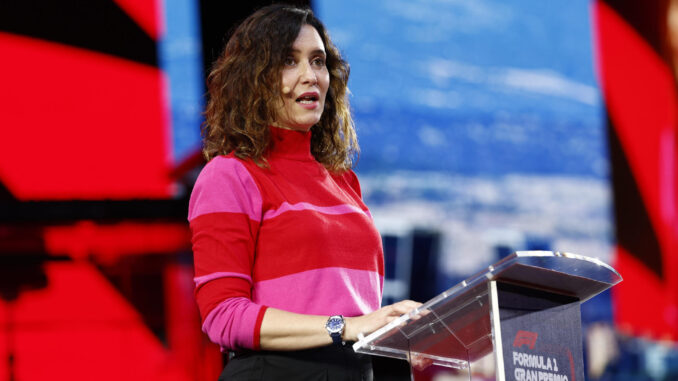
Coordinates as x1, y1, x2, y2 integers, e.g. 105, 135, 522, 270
188, 126, 384, 351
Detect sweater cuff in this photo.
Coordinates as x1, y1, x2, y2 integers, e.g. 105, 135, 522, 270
252, 306, 268, 350
202, 297, 265, 351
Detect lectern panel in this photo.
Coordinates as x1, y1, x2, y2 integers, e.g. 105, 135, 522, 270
494, 282, 584, 381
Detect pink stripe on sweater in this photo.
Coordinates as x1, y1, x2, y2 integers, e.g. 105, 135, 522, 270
252, 267, 382, 316
263, 202, 368, 220
194, 272, 252, 287
202, 297, 263, 351
188, 156, 262, 222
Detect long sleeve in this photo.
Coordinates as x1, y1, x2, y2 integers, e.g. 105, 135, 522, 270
188, 156, 267, 350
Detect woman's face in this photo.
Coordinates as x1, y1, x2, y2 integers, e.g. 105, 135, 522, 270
273, 24, 330, 131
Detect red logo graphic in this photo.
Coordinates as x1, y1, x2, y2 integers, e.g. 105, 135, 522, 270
513, 330, 538, 349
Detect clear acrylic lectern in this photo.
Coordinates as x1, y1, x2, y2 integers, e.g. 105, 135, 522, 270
353, 251, 622, 380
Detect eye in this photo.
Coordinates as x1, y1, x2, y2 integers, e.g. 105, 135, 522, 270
284, 56, 296, 66
312, 57, 326, 67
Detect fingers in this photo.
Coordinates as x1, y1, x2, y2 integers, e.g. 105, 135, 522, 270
396, 299, 422, 308
388, 300, 422, 315
349, 300, 424, 341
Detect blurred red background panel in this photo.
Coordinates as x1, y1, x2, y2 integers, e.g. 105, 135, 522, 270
113, 0, 163, 40
0, 32, 171, 200
0, 262, 192, 381
595, 1, 677, 237
612, 247, 674, 336
595, 0, 678, 340
43, 221, 191, 262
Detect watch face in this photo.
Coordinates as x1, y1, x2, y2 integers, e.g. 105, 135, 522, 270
327, 316, 344, 333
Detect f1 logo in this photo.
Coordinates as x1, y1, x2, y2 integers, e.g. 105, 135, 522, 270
513, 330, 538, 349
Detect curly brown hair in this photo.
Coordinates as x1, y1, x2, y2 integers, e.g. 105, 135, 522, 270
202, 4, 358, 172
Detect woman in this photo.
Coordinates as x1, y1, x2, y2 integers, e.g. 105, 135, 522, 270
189, 4, 420, 380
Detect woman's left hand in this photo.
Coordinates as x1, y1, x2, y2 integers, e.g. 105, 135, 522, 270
343, 299, 422, 342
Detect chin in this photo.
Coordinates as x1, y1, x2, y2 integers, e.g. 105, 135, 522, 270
297, 119, 322, 130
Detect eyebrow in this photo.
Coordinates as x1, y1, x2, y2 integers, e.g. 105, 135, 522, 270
289, 48, 326, 56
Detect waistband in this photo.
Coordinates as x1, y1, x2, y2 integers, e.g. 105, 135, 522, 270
231, 341, 360, 361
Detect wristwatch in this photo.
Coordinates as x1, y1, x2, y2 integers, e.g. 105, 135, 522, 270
325, 315, 345, 345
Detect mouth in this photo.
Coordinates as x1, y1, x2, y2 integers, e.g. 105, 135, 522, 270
295, 92, 320, 104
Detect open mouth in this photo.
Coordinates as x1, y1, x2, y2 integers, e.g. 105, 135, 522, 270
296, 93, 319, 104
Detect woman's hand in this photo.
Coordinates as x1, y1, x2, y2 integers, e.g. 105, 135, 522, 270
343, 300, 422, 342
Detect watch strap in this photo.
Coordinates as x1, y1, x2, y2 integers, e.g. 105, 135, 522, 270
330, 331, 342, 345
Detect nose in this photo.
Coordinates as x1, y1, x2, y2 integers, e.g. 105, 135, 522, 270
299, 61, 317, 85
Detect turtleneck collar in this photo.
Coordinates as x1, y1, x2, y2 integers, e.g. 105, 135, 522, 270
268, 126, 315, 161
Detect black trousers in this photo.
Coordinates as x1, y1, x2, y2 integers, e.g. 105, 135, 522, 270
219, 344, 373, 381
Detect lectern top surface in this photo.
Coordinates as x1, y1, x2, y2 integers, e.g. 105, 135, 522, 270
352, 251, 622, 368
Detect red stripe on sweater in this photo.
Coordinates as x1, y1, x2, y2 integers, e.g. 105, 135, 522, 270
254, 211, 384, 280
195, 276, 252, 322
190, 212, 259, 278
